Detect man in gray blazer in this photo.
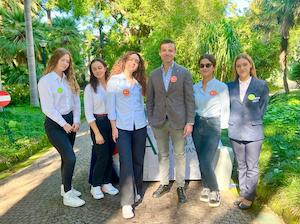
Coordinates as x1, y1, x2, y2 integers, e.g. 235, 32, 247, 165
146, 39, 195, 203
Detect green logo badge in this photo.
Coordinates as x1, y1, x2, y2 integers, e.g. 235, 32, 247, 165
248, 93, 256, 101
57, 87, 63, 93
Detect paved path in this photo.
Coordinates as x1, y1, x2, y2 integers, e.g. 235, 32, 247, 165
0, 123, 284, 224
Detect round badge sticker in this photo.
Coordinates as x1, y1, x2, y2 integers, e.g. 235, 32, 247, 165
57, 87, 63, 93
248, 94, 256, 101
210, 90, 218, 96
170, 75, 177, 83
123, 89, 130, 96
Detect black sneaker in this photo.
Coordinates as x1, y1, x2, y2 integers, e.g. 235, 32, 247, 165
199, 188, 210, 202
208, 191, 220, 207
152, 184, 170, 198
177, 187, 187, 203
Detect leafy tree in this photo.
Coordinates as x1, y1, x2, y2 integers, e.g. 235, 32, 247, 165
260, 0, 300, 93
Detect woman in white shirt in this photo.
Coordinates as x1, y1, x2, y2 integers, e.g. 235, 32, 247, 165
38, 48, 85, 208
192, 54, 230, 208
107, 51, 147, 219
84, 58, 119, 200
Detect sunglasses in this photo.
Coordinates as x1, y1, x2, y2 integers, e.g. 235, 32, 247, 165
200, 63, 213, 68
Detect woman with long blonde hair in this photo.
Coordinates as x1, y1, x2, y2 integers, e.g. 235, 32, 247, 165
38, 48, 85, 208
228, 53, 269, 210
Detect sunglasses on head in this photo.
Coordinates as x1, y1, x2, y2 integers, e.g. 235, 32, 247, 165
200, 63, 212, 68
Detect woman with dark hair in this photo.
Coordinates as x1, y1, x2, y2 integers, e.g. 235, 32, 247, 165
228, 53, 269, 209
192, 54, 230, 208
107, 51, 147, 219
38, 48, 85, 207
84, 58, 119, 200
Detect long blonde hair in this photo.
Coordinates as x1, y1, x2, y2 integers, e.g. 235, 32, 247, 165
44, 48, 80, 94
233, 53, 257, 80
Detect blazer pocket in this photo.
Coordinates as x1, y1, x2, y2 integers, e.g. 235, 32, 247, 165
251, 120, 263, 126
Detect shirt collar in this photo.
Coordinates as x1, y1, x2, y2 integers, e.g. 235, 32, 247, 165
239, 76, 252, 85
199, 77, 216, 87
52, 71, 66, 81
160, 61, 175, 72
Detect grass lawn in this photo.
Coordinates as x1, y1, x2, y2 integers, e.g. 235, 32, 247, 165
0, 105, 50, 173
222, 90, 300, 223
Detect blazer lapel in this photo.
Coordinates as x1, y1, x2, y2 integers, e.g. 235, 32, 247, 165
167, 62, 179, 93
232, 80, 242, 104
243, 77, 256, 103
157, 68, 167, 94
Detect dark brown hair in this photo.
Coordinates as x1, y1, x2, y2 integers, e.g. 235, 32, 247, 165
110, 51, 147, 96
198, 54, 216, 67
160, 39, 176, 51
89, 58, 110, 93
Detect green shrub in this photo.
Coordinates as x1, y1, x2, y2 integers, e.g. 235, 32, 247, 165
3, 84, 30, 105
289, 62, 300, 87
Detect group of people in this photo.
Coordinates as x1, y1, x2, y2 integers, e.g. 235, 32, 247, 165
37, 39, 269, 219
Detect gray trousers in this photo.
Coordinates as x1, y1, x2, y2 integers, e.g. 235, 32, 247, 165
152, 120, 186, 188
230, 139, 263, 201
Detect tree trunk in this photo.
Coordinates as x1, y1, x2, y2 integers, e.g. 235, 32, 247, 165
279, 37, 289, 94
46, 9, 52, 26
24, 0, 40, 106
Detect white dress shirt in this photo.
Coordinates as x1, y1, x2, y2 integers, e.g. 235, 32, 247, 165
84, 83, 107, 123
239, 76, 252, 102
193, 78, 230, 129
38, 71, 81, 127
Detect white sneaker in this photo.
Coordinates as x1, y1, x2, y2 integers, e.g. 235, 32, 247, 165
60, 185, 81, 197
122, 205, 134, 219
90, 186, 104, 199
63, 190, 85, 207
102, 183, 119, 195
135, 194, 141, 202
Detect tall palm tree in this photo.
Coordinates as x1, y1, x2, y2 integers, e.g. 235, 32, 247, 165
24, 0, 39, 106
261, 0, 300, 94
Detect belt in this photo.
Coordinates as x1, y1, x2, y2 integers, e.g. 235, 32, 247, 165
94, 113, 108, 118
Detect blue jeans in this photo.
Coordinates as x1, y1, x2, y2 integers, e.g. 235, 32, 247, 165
192, 115, 220, 192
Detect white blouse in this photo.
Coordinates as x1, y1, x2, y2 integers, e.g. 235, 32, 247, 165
84, 83, 107, 123
239, 77, 252, 102
38, 71, 80, 127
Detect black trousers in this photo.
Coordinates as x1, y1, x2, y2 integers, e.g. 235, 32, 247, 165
192, 115, 220, 192
89, 115, 115, 187
44, 112, 76, 192
117, 126, 147, 206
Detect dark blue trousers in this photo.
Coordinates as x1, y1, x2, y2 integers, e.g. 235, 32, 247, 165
117, 126, 147, 206
192, 115, 220, 192
89, 116, 115, 187
230, 139, 263, 201
44, 112, 76, 192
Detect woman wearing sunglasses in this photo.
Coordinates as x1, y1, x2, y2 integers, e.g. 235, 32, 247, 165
192, 54, 230, 207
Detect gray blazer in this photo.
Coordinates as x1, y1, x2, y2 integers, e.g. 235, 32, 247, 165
227, 78, 269, 141
146, 62, 195, 129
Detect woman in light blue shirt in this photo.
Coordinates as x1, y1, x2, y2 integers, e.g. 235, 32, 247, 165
192, 54, 230, 208
107, 51, 147, 219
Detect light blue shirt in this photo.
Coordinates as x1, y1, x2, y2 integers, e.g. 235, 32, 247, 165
107, 73, 147, 131
161, 62, 174, 91
193, 78, 230, 129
